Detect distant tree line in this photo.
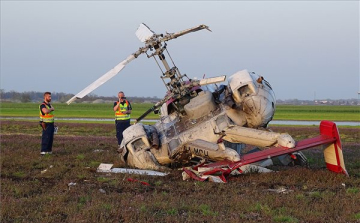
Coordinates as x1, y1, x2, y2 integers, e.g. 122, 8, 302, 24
0, 89, 358, 105
0, 90, 73, 103
0, 90, 160, 103
276, 98, 359, 106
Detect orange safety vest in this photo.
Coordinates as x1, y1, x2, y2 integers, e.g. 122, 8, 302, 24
115, 100, 130, 120
39, 103, 54, 123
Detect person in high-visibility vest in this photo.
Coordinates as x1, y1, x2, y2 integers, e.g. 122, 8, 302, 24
39, 92, 55, 155
113, 91, 132, 146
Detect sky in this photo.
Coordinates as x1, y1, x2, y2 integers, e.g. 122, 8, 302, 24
1, 1, 359, 100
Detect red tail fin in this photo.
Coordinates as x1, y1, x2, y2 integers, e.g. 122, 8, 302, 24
320, 121, 348, 176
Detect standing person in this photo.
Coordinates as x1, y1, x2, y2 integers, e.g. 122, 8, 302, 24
113, 91, 132, 146
39, 92, 55, 155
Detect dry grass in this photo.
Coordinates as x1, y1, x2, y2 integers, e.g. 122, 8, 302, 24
1, 121, 360, 223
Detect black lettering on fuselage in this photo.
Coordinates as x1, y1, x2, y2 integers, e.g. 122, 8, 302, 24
191, 147, 209, 157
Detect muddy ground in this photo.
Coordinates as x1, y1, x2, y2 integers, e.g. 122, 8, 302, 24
1, 121, 359, 222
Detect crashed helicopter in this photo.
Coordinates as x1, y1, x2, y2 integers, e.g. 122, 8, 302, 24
67, 24, 347, 182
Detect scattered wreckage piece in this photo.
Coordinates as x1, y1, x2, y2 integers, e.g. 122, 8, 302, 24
97, 163, 168, 176
127, 178, 151, 186
183, 163, 273, 183
265, 187, 293, 194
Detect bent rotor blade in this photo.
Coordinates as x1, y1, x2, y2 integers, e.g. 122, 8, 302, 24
162, 24, 211, 42
66, 54, 136, 105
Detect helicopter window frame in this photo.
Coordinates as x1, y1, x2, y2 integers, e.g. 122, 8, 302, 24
238, 84, 254, 98
131, 138, 148, 152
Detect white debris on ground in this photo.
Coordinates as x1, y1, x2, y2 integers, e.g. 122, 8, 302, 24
265, 187, 293, 194
96, 163, 168, 176
97, 163, 113, 172
67, 182, 77, 190
239, 164, 273, 174
40, 165, 54, 174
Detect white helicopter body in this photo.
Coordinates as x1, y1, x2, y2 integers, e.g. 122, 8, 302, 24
68, 24, 347, 179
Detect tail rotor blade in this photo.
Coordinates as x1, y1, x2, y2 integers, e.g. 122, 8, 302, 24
66, 54, 136, 105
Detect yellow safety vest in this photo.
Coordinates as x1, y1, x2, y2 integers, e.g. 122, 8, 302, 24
39, 103, 54, 123
115, 100, 130, 120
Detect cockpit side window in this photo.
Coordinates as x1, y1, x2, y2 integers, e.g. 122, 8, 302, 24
132, 138, 148, 152
238, 85, 254, 97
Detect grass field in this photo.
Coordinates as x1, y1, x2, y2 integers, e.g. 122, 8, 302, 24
1, 121, 360, 222
1, 102, 359, 121
274, 105, 360, 121
0, 102, 159, 120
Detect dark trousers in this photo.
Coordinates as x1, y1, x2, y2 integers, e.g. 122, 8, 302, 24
115, 120, 130, 145
41, 123, 54, 152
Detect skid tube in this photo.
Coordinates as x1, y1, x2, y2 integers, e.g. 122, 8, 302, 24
183, 121, 348, 182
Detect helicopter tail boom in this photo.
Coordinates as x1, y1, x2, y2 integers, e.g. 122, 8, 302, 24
183, 121, 348, 182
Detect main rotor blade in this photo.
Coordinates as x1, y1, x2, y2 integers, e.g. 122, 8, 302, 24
66, 54, 135, 105
161, 24, 211, 42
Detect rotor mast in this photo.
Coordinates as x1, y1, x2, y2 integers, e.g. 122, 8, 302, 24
136, 24, 211, 97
